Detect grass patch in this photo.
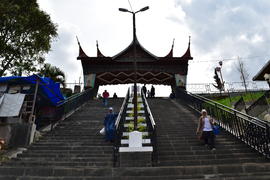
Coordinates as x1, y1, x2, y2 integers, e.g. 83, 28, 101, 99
213, 92, 265, 107
215, 96, 240, 107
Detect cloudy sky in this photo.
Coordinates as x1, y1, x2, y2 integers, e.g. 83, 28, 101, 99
37, 0, 270, 96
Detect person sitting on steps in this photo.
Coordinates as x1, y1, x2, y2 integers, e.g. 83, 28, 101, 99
196, 109, 216, 151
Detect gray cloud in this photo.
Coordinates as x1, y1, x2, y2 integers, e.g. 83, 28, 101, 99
45, 25, 82, 85
38, 0, 270, 95
175, 0, 270, 83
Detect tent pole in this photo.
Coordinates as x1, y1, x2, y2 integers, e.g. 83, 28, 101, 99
29, 79, 39, 123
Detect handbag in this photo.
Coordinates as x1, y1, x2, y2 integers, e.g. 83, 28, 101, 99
99, 127, 105, 135
213, 125, 220, 135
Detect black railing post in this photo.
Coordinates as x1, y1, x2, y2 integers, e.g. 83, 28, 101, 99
266, 123, 270, 158
214, 103, 219, 124
233, 111, 241, 138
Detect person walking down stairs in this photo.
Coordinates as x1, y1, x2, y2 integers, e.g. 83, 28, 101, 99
196, 109, 216, 151
104, 107, 118, 142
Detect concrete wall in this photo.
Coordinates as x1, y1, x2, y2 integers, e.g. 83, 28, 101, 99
0, 123, 33, 148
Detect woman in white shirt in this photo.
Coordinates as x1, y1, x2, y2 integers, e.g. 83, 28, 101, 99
196, 109, 216, 151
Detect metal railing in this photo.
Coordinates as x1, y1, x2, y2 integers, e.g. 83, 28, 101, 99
186, 81, 269, 94
113, 88, 130, 166
142, 90, 157, 165
115, 88, 130, 130
176, 88, 270, 158
48, 88, 94, 130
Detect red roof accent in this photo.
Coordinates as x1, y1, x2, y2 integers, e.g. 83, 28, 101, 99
79, 45, 88, 58
180, 36, 192, 59
96, 41, 105, 57
76, 37, 89, 58
164, 39, 174, 58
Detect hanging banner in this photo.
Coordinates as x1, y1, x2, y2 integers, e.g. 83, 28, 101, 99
84, 74, 96, 88
175, 74, 186, 88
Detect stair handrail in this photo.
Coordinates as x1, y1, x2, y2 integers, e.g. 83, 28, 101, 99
115, 88, 130, 129
186, 90, 268, 126
113, 88, 130, 167
142, 91, 156, 129
46, 88, 94, 130
176, 88, 270, 158
141, 90, 157, 165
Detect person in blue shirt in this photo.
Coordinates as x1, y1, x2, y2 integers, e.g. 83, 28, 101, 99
104, 107, 118, 142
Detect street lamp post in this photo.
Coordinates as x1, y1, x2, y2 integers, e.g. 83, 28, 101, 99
218, 61, 224, 91
217, 60, 232, 104
119, 6, 149, 130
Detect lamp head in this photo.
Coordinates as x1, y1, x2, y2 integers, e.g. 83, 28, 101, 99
119, 8, 129, 12
219, 61, 223, 66
139, 6, 149, 12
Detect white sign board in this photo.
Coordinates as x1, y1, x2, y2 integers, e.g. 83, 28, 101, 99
129, 131, 142, 147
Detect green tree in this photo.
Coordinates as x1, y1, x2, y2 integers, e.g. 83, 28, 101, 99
0, 0, 57, 76
38, 63, 66, 87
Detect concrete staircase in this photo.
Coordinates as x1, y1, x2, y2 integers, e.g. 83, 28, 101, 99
0, 99, 123, 179
148, 98, 270, 179
0, 98, 270, 179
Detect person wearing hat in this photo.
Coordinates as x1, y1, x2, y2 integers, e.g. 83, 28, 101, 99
196, 109, 216, 151
104, 107, 118, 142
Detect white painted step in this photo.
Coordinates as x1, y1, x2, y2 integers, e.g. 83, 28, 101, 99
127, 103, 144, 108
119, 146, 153, 152
121, 139, 151, 144
124, 123, 147, 128
122, 132, 149, 136
126, 110, 145, 114
128, 97, 143, 103
125, 116, 146, 121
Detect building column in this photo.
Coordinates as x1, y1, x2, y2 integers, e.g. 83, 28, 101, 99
83, 73, 98, 99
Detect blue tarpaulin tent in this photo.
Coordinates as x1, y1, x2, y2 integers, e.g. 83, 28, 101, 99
0, 74, 65, 106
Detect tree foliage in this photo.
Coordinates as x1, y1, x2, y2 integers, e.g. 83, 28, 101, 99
213, 68, 224, 92
236, 57, 249, 93
0, 0, 57, 76
38, 63, 66, 87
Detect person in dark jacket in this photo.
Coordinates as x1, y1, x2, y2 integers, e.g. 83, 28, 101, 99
113, 93, 118, 99
150, 85, 155, 97
104, 107, 118, 142
142, 84, 147, 96
102, 90, 109, 106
